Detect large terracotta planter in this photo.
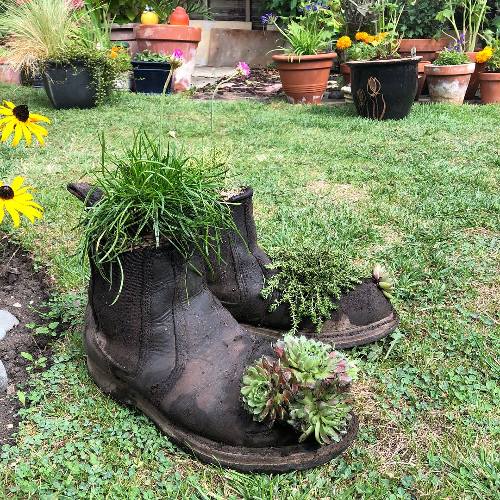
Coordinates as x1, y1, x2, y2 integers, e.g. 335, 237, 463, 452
424, 63, 475, 104
479, 72, 500, 104
398, 38, 449, 62
110, 23, 138, 56
271, 53, 336, 104
0, 58, 20, 85
134, 24, 201, 92
416, 60, 431, 100
465, 51, 486, 99
348, 57, 420, 120
340, 62, 351, 85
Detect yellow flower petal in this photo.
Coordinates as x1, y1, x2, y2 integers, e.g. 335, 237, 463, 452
28, 126, 45, 146
0, 205, 4, 224
1, 120, 15, 142
11, 176, 25, 192
11, 124, 23, 147
3, 101, 15, 109
21, 124, 32, 146
0, 107, 13, 116
4, 201, 20, 227
11, 201, 42, 223
0, 116, 13, 127
26, 122, 48, 137
28, 113, 51, 124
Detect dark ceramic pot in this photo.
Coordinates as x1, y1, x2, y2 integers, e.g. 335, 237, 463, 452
132, 60, 172, 94
348, 57, 421, 120
43, 62, 97, 109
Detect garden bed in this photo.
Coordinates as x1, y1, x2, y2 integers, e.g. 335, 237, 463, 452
0, 235, 51, 445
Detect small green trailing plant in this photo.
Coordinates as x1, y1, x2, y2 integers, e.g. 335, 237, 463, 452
261, 245, 362, 332
241, 334, 358, 445
133, 50, 172, 63
433, 48, 471, 64
79, 130, 237, 292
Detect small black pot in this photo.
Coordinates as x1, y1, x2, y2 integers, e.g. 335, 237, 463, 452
43, 62, 97, 109
132, 60, 172, 94
348, 57, 421, 120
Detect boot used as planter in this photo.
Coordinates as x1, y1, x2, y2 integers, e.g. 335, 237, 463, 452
425, 63, 475, 104
207, 187, 399, 348
68, 183, 359, 473
43, 62, 97, 109
479, 72, 500, 103
348, 57, 420, 120
272, 53, 336, 104
134, 24, 201, 92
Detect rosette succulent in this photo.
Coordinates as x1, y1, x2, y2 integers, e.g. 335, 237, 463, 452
240, 356, 294, 425
288, 388, 351, 445
372, 264, 394, 300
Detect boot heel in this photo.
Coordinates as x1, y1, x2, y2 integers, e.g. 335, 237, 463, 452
87, 357, 133, 406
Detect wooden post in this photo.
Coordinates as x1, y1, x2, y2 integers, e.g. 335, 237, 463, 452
245, 0, 251, 22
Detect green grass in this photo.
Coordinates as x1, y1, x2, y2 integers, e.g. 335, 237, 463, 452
0, 84, 499, 499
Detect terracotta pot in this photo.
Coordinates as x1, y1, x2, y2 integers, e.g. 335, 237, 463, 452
424, 63, 475, 104
110, 23, 139, 56
398, 38, 449, 62
271, 53, 336, 104
479, 72, 500, 104
348, 57, 420, 120
340, 63, 351, 85
465, 51, 486, 99
134, 24, 201, 92
0, 58, 21, 85
415, 60, 431, 100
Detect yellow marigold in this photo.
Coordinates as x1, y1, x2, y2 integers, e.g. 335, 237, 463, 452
476, 46, 493, 64
355, 32, 370, 42
364, 35, 376, 44
375, 32, 389, 42
336, 36, 352, 51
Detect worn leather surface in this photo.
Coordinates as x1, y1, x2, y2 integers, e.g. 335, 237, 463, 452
207, 187, 396, 337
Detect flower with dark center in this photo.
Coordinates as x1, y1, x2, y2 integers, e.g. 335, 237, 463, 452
0, 176, 43, 226
0, 100, 50, 147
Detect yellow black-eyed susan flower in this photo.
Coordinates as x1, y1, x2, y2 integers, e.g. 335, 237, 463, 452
0, 176, 43, 227
0, 101, 50, 147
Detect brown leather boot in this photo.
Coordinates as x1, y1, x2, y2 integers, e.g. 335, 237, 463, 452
206, 187, 399, 348
69, 183, 358, 473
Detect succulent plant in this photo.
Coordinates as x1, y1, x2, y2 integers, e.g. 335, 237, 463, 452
372, 264, 394, 300
241, 356, 294, 425
241, 335, 358, 445
288, 387, 352, 445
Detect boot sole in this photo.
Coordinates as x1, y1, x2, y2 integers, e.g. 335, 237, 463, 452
87, 357, 359, 473
245, 312, 400, 349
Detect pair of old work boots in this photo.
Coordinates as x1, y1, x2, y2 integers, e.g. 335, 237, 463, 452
68, 184, 399, 473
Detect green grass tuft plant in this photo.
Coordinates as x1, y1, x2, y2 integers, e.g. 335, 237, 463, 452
79, 130, 236, 289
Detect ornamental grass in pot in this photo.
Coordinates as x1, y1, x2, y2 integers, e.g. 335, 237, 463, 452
262, 5, 341, 104
67, 130, 360, 472
0, 0, 131, 109
477, 37, 500, 104
424, 49, 475, 103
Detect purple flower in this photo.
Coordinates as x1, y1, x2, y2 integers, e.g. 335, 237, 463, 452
169, 49, 184, 69
236, 61, 250, 78
260, 12, 275, 25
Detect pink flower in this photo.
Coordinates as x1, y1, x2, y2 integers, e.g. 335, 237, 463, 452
169, 49, 184, 69
236, 61, 250, 78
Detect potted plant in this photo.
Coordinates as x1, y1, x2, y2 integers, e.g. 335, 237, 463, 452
66, 131, 359, 472
132, 49, 181, 94
435, 0, 489, 98
478, 37, 500, 103
424, 49, 475, 103
0, 0, 131, 109
262, 3, 341, 104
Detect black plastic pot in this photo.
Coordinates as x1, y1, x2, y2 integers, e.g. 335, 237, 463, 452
43, 62, 97, 109
132, 60, 172, 94
348, 57, 421, 120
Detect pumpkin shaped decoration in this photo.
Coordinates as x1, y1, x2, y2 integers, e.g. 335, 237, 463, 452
169, 6, 189, 26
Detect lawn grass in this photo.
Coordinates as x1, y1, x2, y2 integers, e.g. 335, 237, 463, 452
0, 84, 499, 498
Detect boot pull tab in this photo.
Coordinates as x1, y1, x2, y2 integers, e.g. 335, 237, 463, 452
67, 182, 103, 207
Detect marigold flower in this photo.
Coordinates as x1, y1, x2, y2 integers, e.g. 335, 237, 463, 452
355, 32, 370, 42
336, 36, 352, 51
476, 47, 493, 64
364, 35, 376, 44
0, 101, 50, 147
0, 176, 43, 227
